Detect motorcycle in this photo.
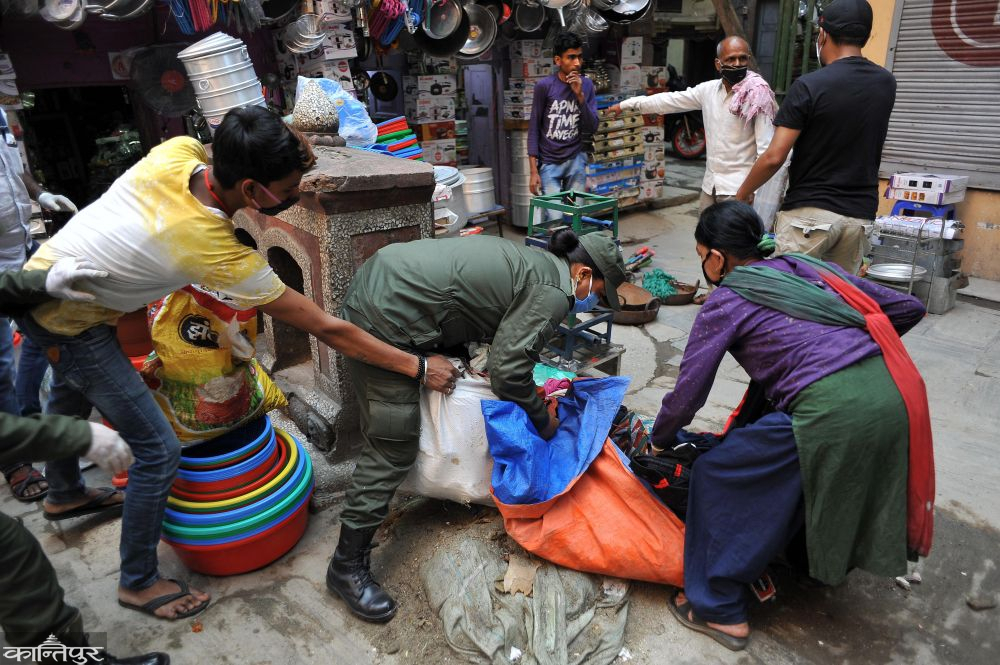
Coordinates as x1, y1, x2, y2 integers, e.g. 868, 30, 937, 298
662, 65, 706, 160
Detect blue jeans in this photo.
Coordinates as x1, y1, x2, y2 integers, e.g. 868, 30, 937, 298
15, 314, 181, 591
15, 241, 47, 417
539, 152, 588, 221
0, 317, 24, 478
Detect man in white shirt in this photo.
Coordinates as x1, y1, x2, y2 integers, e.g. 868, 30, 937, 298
610, 37, 777, 213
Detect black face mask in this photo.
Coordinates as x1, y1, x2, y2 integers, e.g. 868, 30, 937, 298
257, 195, 299, 217
720, 66, 748, 86
701, 252, 725, 287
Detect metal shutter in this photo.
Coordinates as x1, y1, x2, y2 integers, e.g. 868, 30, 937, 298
880, 0, 1000, 190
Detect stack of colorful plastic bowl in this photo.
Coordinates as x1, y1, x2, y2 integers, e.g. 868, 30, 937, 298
161, 415, 314, 576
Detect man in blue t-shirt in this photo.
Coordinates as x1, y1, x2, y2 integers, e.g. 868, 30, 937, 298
736, 0, 895, 274
527, 32, 598, 218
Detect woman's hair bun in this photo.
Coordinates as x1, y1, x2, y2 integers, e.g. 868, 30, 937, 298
547, 228, 581, 258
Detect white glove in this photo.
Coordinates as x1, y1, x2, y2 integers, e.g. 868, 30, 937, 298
37, 192, 78, 213
85, 422, 133, 475
45, 257, 109, 302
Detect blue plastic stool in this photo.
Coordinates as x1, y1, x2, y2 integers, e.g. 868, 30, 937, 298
890, 201, 956, 219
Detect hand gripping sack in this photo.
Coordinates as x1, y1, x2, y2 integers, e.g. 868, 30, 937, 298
141, 285, 287, 444
484, 377, 685, 586
399, 369, 497, 506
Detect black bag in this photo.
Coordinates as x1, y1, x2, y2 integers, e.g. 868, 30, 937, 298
630, 434, 719, 521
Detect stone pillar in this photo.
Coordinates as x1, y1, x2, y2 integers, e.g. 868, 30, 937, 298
234, 147, 435, 462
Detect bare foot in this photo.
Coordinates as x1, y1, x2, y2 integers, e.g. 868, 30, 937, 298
7, 465, 48, 499
119, 579, 211, 619
43, 486, 124, 515
674, 590, 750, 638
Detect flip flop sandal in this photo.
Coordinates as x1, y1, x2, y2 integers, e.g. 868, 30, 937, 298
6, 465, 49, 503
43, 487, 124, 521
118, 578, 210, 620
668, 589, 749, 652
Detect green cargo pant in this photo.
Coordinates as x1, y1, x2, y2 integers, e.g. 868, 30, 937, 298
339, 356, 422, 531
0, 512, 78, 646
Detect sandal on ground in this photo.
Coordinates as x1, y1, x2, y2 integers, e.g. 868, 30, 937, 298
5, 464, 48, 502
43, 487, 124, 521
668, 589, 749, 652
118, 578, 210, 620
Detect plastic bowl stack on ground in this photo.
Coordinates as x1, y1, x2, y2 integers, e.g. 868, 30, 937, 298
161, 415, 314, 576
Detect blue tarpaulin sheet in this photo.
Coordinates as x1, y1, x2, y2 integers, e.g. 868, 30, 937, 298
483, 377, 630, 505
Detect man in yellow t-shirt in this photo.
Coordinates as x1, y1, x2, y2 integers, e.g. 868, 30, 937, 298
17, 106, 459, 621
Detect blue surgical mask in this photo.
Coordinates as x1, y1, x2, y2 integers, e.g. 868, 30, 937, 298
572, 273, 599, 313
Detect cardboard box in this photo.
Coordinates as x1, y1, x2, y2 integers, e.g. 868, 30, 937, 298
423, 139, 457, 166
503, 90, 533, 106
639, 181, 662, 200
621, 37, 643, 64
644, 145, 665, 162
510, 57, 552, 79
503, 104, 533, 120
620, 64, 643, 91
418, 75, 457, 95
410, 97, 456, 123
643, 113, 663, 127
318, 0, 353, 26
640, 159, 666, 182
299, 58, 352, 86
321, 25, 357, 59
512, 39, 544, 58
640, 127, 664, 145
642, 66, 668, 89
885, 187, 965, 206
417, 121, 457, 141
888, 173, 968, 194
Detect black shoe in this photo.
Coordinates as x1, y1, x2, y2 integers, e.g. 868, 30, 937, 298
40, 611, 170, 665
326, 524, 398, 623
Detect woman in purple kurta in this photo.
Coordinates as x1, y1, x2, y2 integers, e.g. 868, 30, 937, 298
655, 201, 925, 650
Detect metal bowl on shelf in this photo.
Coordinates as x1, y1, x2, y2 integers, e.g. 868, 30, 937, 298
866, 263, 928, 284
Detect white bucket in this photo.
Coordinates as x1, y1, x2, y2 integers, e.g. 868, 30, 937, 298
459, 167, 496, 215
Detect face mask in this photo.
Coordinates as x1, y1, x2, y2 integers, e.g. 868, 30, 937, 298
701, 252, 725, 288
572, 273, 599, 314
253, 182, 298, 216
720, 65, 748, 86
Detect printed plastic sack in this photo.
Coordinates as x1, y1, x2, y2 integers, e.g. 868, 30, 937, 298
141, 285, 287, 444
753, 161, 789, 232
484, 377, 686, 586
399, 368, 497, 506
293, 76, 377, 147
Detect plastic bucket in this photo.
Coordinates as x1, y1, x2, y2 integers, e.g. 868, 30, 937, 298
460, 167, 496, 214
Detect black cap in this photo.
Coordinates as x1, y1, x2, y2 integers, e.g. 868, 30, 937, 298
818, 0, 873, 38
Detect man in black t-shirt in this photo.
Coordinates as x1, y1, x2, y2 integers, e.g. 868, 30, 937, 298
736, 0, 895, 273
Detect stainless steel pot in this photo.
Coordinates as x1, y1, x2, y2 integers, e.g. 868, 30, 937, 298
514, 3, 545, 33
460, 3, 498, 57
423, 0, 463, 39
415, 8, 471, 58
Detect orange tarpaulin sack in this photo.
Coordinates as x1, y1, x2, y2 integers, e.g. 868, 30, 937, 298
483, 377, 685, 586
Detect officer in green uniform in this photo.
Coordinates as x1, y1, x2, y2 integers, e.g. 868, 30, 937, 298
326, 229, 627, 622
0, 262, 169, 664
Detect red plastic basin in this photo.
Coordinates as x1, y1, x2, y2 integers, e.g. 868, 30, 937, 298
163, 489, 312, 576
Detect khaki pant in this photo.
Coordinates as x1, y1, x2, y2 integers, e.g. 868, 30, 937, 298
774, 207, 871, 274
699, 190, 736, 214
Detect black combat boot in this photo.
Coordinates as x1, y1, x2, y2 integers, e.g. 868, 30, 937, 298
38, 610, 170, 664
326, 525, 398, 623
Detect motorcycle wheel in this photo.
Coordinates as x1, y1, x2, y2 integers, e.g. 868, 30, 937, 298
672, 124, 707, 160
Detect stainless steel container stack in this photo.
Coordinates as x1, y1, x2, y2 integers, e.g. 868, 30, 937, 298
509, 130, 540, 228
178, 33, 266, 132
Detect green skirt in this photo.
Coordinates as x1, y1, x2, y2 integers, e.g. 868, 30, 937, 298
790, 354, 909, 584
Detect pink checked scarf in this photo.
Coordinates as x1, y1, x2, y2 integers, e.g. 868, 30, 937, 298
728, 71, 777, 127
